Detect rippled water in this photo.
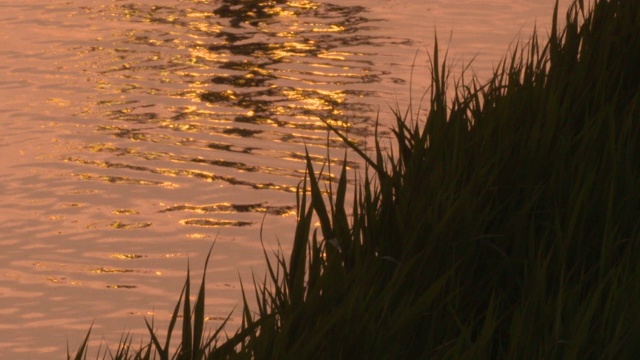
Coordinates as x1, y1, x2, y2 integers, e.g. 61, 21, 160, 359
1, 0, 569, 357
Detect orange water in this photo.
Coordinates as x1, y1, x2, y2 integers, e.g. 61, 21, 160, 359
0, 0, 570, 357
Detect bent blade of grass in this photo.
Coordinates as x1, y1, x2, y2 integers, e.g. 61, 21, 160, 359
144, 280, 186, 359
333, 153, 350, 244
318, 115, 384, 176
210, 283, 271, 358
289, 176, 314, 306
181, 260, 193, 359
192, 242, 216, 358
68, 323, 92, 360
202, 309, 234, 353
305, 150, 334, 242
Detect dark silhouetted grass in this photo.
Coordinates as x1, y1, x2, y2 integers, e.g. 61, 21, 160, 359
70, 0, 640, 358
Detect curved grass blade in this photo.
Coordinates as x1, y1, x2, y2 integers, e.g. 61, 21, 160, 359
68, 323, 92, 360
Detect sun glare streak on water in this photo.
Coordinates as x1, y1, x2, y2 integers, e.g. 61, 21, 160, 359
0, 0, 570, 357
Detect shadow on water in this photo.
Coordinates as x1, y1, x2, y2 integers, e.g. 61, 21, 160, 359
204, 0, 382, 130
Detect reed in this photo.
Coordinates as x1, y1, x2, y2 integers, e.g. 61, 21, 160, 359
70, 0, 640, 358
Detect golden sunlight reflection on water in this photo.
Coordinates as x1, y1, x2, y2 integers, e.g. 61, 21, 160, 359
0, 0, 570, 357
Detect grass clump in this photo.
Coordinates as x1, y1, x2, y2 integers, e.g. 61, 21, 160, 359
71, 0, 640, 358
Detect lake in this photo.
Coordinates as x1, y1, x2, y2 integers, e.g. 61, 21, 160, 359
0, 0, 570, 357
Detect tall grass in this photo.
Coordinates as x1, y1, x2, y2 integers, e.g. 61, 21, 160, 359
71, 0, 640, 358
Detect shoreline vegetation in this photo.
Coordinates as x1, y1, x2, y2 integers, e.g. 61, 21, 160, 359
71, 0, 640, 358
